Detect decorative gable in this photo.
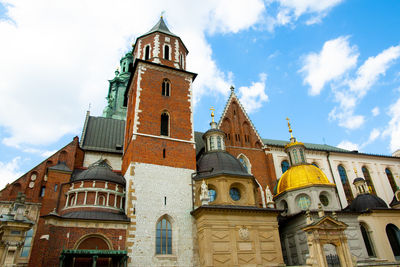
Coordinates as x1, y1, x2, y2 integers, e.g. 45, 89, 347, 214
217, 88, 265, 149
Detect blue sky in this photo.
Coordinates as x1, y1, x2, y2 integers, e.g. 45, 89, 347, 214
0, 0, 400, 188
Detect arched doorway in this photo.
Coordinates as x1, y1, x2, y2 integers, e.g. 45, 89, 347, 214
386, 224, 400, 260
324, 244, 341, 267
74, 235, 111, 267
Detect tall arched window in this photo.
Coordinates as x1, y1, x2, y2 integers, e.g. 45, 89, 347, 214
386, 224, 400, 260
362, 166, 376, 195
161, 113, 169, 136
162, 80, 170, 96
238, 154, 251, 174
281, 160, 289, 174
144, 45, 150, 60
156, 217, 172, 254
293, 149, 299, 164
164, 45, 170, 60
338, 165, 353, 202
360, 223, 376, 257
385, 168, 398, 193
217, 136, 222, 150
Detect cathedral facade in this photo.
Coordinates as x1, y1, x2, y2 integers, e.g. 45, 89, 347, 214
1, 17, 400, 267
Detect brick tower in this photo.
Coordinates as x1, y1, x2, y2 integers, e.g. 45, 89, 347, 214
122, 17, 198, 266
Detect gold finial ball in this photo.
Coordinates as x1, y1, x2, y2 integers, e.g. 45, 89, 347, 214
210, 107, 215, 122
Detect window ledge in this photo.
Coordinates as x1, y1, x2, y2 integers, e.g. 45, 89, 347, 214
155, 254, 177, 261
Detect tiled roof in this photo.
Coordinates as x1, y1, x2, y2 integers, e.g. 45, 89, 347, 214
61, 210, 129, 222
144, 16, 176, 37
262, 138, 349, 152
48, 161, 72, 172
194, 131, 205, 155
81, 116, 125, 153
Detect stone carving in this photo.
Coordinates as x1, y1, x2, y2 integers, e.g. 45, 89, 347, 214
200, 180, 210, 205
239, 226, 250, 240
265, 186, 275, 208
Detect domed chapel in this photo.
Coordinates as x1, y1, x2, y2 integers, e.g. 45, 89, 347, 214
1, 17, 400, 267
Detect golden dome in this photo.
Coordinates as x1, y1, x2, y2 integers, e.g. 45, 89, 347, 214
276, 164, 334, 196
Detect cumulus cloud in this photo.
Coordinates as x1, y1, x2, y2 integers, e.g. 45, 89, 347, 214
383, 96, 400, 152
372, 107, 380, 117
300, 36, 358, 96
0, 157, 23, 190
337, 140, 359, 151
0, 0, 268, 150
304, 38, 400, 130
269, 0, 344, 28
238, 73, 269, 113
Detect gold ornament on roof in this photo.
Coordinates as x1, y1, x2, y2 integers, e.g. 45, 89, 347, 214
354, 168, 358, 176
210, 106, 215, 123
286, 117, 293, 139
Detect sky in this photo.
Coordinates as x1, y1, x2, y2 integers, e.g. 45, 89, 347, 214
0, 0, 400, 189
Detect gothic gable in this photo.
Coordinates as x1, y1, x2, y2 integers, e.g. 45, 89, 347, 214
218, 90, 264, 149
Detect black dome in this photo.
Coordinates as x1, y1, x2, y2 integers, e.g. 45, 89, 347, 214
195, 151, 252, 179
72, 160, 126, 185
347, 193, 388, 212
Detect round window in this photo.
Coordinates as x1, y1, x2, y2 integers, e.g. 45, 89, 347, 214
209, 189, 217, 202
319, 194, 329, 206
230, 188, 241, 201
297, 195, 311, 210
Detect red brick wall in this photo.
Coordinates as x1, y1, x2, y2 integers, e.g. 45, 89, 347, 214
133, 32, 187, 69
31, 224, 126, 267
122, 61, 196, 173
219, 99, 277, 192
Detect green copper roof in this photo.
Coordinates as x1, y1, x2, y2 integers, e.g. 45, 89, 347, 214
145, 16, 176, 37
262, 138, 349, 152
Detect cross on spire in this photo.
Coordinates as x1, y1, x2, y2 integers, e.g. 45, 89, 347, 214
210, 106, 215, 122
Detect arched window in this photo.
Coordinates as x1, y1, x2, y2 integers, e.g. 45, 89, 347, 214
156, 217, 172, 254
360, 223, 376, 257
299, 149, 305, 162
362, 166, 376, 195
385, 168, 398, 193
386, 224, 400, 260
20, 229, 34, 257
144, 45, 150, 60
162, 80, 170, 96
281, 160, 289, 174
98, 195, 105, 206
209, 136, 215, 151
40, 186, 45, 197
338, 165, 353, 202
164, 45, 170, 60
217, 136, 222, 150
293, 149, 299, 164
238, 154, 251, 174
160, 113, 169, 136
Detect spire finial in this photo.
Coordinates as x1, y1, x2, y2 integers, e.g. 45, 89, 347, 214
286, 117, 293, 139
230, 85, 235, 93
354, 168, 358, 176
210, 106, 215, 123
160, 11, 165, 18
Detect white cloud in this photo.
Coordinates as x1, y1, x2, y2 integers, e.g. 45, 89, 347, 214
22, 148, 57, 158
0, 157, 23, 190
300, 36, 358, 96
238, 73, 269, 113
270, 0, 344, 27
0, 0, 269, 149
383, 96, 400, 152
349, 45, 400, 97
372, 107, 380, 117
337, 140, 359, 151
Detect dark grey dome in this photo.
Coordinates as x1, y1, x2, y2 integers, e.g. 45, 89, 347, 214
347, 193, 388, 212
195, 151, 252, 179
72, 160, 125, 185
